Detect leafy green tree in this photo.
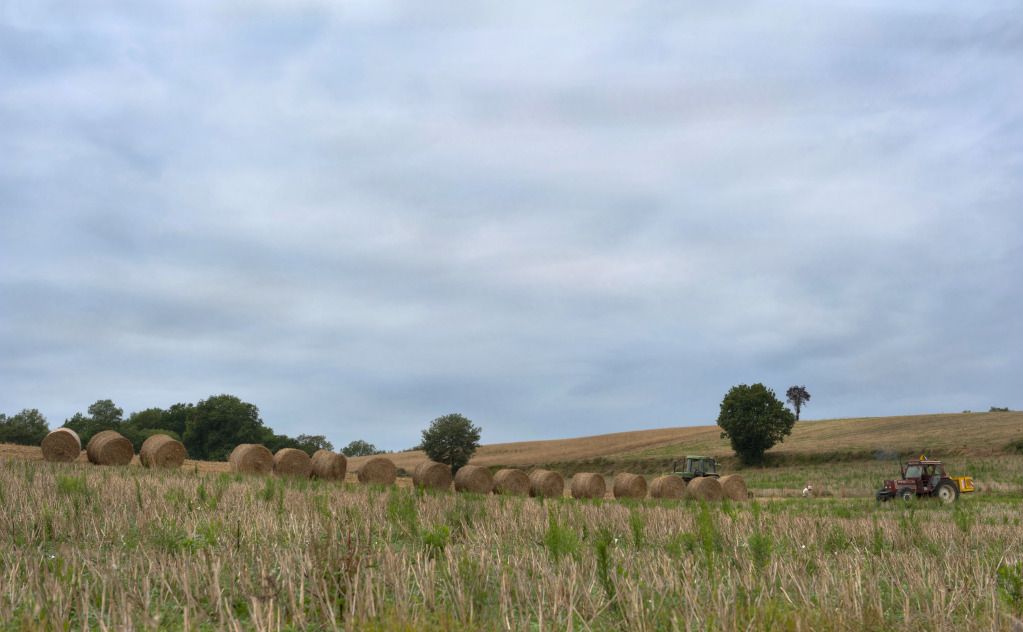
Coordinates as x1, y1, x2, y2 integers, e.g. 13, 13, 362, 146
88, 399, 124, 426
341, 439, 379, 457
182, 394, 271, 461
785, 386, 811, 421
0, 409, 50, 445
419, 413, 481, 473
717, 384, 795, 465
64, 399, 125, 444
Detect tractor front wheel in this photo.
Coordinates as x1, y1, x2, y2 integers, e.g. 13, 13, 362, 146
935, 482, 959, 504
899, 488, 914, 502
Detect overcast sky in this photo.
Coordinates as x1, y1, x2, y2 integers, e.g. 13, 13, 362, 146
1, 1, 1020, 450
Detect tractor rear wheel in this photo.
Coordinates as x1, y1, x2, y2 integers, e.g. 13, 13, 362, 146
935, 482, 959, 504
898, 488, 914, 502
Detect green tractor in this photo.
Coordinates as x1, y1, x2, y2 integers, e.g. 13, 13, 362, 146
671, 455, 719, 482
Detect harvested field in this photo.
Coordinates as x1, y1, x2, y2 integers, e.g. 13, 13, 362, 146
1, 451, 1021, 630
347, 411, 1023, 473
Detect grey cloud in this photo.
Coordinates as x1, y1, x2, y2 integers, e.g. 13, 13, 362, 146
1, 1, 1021, 449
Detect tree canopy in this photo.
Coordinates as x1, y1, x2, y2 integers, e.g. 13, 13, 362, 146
419, 413, 481, 473
717, 383, 796, 465
341, 439, 380, 457
0, 409, 49, 446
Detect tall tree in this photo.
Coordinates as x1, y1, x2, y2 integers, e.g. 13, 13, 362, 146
718, 383, 796, 465
419, 413, 481, 473
785, 385, 811, 421
182, 394, 271, 461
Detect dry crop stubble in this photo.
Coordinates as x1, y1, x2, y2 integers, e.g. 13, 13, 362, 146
0, 455, 1022, 630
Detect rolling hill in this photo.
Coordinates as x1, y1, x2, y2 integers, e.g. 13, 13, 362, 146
350, 410, 1023, 472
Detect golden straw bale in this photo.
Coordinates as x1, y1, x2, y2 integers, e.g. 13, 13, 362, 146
139, 434, 187, 469
229, 444, 273, 475
273, 448, 312, 477
528, 469, 564, 498
85, 430, 134, 466
453, 464, 493, 494
357, 456, 397, 485
684, 476, 724, 501
493, 468, 530, 496
413, 460, 453, 491
649, 475, 686, 499
719, 474, 749, 501
41, 428, 81, 463
310, 449, 347, 480
570, 473, 606, 499
612, 472, 647, 499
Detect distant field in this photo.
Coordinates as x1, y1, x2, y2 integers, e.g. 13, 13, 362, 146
350, 411, 1023, 472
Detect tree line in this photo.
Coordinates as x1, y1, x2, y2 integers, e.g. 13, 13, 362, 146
0, 394, 385, 461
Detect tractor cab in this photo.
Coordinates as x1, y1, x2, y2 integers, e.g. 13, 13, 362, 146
672, 455, 719, 482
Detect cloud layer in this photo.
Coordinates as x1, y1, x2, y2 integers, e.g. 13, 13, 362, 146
2, 2, 1020, 449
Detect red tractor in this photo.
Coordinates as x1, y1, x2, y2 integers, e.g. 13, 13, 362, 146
876, 456, 974, 504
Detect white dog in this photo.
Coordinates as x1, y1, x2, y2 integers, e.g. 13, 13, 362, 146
801, 483, 813, 498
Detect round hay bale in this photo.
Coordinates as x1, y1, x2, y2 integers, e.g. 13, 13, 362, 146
413, 460, 453, 491
719, 474, 749, 501
273, 448, 312, 478
454, 464, 493, 494
85, 430, 133, 466
612, 472, 648, 499
649, 475, 686, 500
570, 473, 606, 499
529, 469, 564, 498
229, 444, 273, 475
357, 456, 397, 485
685, 476, 724, 501
41, 428, 81, 463
310, 449, 347, 480
493, 468, 530, 496
139, 434, 186, 469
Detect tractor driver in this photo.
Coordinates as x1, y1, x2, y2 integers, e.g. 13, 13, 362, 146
923, 464, 938, 490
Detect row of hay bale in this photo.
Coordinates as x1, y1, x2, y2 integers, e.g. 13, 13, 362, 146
41, 427, 188, 469
408, 459, 750, 501
41, 428, 749, 501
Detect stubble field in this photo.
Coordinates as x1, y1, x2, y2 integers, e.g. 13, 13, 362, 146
2, 453, 1023, 631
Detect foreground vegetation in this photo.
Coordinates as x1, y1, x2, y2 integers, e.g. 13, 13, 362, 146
2, 457, 1023, 630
